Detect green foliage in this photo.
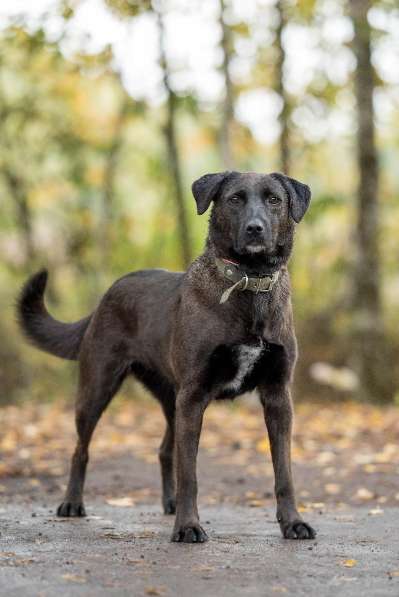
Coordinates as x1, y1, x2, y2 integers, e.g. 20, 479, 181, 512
104, 0, 152, 18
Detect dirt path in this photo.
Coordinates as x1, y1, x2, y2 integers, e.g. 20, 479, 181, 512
1, 399, 399, 595
1, 449, 399, 596
1, 499, 399, 596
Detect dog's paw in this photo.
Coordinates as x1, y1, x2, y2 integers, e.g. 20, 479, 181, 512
171, 523, 208, 543
57, 501, 86, 517
163, 497, 176, 515
281, 520, 316, 540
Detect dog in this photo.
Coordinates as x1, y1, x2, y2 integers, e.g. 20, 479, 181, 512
18, 170, 316, 543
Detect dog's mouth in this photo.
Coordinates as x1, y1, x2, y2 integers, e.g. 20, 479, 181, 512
237, 240, 275, 255
244, 244, 266, 254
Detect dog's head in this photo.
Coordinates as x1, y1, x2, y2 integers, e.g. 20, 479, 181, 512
192, 171, 311, 266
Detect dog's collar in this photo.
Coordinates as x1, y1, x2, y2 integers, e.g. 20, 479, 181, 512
215, 257, 280, 304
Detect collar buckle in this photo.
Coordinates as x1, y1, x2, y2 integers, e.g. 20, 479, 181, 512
257, 271, 279, 293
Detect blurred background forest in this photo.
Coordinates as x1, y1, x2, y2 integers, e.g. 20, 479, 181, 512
0, 0, 399, 406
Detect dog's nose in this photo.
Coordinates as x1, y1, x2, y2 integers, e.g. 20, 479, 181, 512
246, 219, 264, 235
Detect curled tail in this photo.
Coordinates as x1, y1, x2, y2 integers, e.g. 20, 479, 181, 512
17, 270, 92, 360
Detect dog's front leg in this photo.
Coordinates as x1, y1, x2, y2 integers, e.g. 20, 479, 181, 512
259, 384, 316, 540
171, 389, 208, 543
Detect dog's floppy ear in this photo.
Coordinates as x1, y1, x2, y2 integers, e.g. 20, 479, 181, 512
270, 173, 311, 223
192, 171, 234, 215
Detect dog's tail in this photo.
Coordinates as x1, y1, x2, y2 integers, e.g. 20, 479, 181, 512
17, 270, 92, 361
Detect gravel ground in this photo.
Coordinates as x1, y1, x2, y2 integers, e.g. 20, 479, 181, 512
1, 399, 399, 596
1, 486, 399, 596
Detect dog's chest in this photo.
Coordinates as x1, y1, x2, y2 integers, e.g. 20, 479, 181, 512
204, 338, 284, 398
223, 343, 264, 392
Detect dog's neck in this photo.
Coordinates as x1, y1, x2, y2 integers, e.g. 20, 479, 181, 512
204, 241, 290, 277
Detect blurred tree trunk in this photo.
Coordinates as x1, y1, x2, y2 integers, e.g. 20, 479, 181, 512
350, 0, 393, 402
219, 0, 234, 170
4, 170, 34, 264
100, 97, 129, 271
275, 0, 290, 175
156, 6, 192, 268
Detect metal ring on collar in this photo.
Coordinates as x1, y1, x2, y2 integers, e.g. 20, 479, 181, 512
241, 273, 249, 291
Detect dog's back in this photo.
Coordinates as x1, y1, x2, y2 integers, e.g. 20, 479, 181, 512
17, 268, 184, 370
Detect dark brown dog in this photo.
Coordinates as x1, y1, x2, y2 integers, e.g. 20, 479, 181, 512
18, 171, 316, 543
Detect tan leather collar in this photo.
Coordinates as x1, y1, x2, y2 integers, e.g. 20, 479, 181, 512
215, 257, 280, 304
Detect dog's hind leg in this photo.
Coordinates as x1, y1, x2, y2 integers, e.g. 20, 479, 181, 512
57, 354, 129, 517
159, 401, 176, 514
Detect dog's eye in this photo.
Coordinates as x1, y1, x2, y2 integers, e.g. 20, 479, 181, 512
229, 195, 243, 205
267, 196, 281, 205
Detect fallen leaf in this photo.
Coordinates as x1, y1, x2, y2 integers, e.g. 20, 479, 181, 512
355, 488, 374, 500
342, 559, 357, 568
61, 574, 87, 583
368, 507, 383, 516
9, 558, 36, 567
256, 438, 270, 453
325, 483, 341, 495
298, 504, 311, 513
299, 490, 310, 498
106, 497, 134, 507
192, 565, 215, 572
316, 451, 335, 465
145, 586, 165, 595
248, 499, 265, 507
337, 576, 358, 582
102, 532, 135, 541
136, 530, 155, 538
245, 491, 257, 499
310, 502, 325, 509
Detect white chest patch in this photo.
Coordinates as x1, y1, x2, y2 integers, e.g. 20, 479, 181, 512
224, 343, 264, 392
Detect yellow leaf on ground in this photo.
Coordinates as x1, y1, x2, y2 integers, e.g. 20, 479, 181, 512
248, 499, 265, 507
363, 464, 377, 473
61, 574, 87, 583
145, 586, 165, 596
355, 488, 374, 500
342, 559, 357, 568
256, 438, 270, 453
325, 483, 340, 495
106, 497, 134, 507
192, 565, 215, 572
298, 504, 310, 513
